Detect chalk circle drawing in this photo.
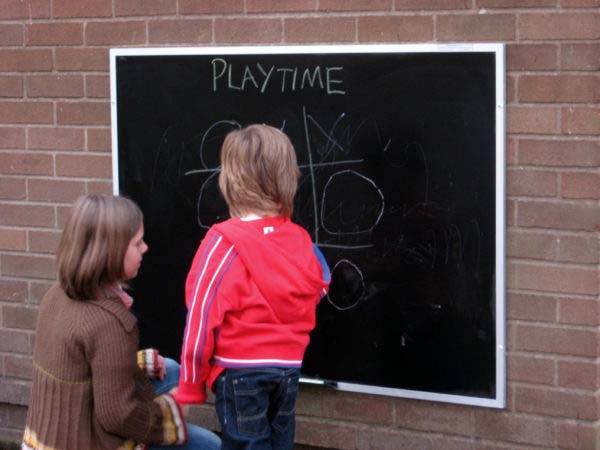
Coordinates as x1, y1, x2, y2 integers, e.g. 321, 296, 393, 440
199, 120, 241, 169
196, 170, 229, 229
327, 259, 365, 311
321, 170, 384, 235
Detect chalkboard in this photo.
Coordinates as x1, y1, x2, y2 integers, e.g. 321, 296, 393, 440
110, 44, 505, 408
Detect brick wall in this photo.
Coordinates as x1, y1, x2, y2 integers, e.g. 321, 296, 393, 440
0, 0, 598, 448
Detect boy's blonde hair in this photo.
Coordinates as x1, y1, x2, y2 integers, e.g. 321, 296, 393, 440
57, 194, 143, 301
219, 124, 300, 218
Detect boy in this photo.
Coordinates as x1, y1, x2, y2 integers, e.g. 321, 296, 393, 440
174, 124, 330, 450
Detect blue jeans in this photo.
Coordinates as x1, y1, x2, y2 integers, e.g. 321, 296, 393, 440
215, 367, 300, 450
149, 358, 221, 450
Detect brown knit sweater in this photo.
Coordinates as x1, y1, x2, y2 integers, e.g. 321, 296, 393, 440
23, 284, 186, 450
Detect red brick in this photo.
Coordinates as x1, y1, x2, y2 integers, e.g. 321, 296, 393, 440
559, 298, 598, 326
519, 13, 600, 40
0, 49, 52, 71
0, 178, 26, 200
506, 138, 517, 165
57, 205, 71, 227
52, 0, 112, 18
247, 0, 316, 12
507, 168, 557, 197
3, 305, 37, 330
474, 411, 555, 447
0, 24, 24, 46
477, 0, 556, 6
515, 323, 597, 356
515, 262, 598, 295
507, 44, 558, 72
0, 76, 24, 98
29, 230, 61, 254
506, 75, 516, 104
85, 21, 146, 46
0, 0, 50, 19
55, 48, 108, 72
396, 0, 470, 9
0, 101, 53, 124
561, 0, 600, 6
507, 292, 557, 321
56, 153, 112, 178
561, 172, 599, 199
507, 199, 515, 226
28, 178, 86, 203
1, 254, 55, 279
0, 127, 25, 149
321, 392, 393, 425
0, 280, 27, 303
216, 19, 283, 44
87, 128, 111, 152
0, 203, 54, 227
115, 0, 176, 15
0, 228, 26, 251
319, 0, 391, 11
557, 235, 598, 264
558, 360, 596, 390
29, 281, 52, 304
394, 400, 474, 435
518, 139, 599, 167
0, 153, 53, 176
148, 20, 212, 45
437, 14, 515, 41
28, 127, 85, 151
562, 107, 600, 135
358, 16, 433, 42
515, 386, 597, 420
26, 23, 83, 46
357, 428, 432, 450
27, 75, 84, 98
519, 75, 599, 103
180, 0, 243, 13
556, 422, 598, 450
506, 260, 517, 289
87, 180, 113, 194
508, 106, 559, 134
4, 355, 33, 380
508, 354, 555, 384
507, 230, 557, 260
285, 17, 355, 43
296, 417, 358, 449
0, 329, 29, 353
57, 102, 110, 126
85, 75, 109, 99
561, 43, 600, 71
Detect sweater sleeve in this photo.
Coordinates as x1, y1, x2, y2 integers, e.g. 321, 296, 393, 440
175, 231, 236, 404
87, 312, 186, 445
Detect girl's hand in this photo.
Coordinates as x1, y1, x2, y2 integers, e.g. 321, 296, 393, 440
156, 354, 166, 380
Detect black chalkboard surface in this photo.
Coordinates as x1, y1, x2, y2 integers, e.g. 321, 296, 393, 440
111, 45, 505, 408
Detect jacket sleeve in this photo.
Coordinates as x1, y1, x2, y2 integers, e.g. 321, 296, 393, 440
87, 313, 186, 445
175, 230, 236, 404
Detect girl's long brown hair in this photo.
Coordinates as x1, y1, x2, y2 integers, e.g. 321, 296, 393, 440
57, 194, 143, 301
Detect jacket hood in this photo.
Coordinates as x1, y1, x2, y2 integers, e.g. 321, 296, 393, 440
214, 217, 329, 314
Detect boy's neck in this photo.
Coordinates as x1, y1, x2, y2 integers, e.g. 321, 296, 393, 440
239, 213, 263, 221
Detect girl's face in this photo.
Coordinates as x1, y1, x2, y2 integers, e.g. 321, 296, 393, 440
123, 225, 148, 280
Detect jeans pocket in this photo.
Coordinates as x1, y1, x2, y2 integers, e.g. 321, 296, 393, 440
272, 375, 299, 433
233, 376, 270, 437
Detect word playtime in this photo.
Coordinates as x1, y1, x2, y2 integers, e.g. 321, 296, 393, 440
211, 58, 346, 95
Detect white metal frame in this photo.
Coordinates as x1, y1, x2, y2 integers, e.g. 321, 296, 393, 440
110, 43, 506, 409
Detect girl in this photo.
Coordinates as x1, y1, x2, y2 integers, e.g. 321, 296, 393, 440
23, 194, 220, 450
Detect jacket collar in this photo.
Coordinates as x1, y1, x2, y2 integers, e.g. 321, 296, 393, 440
88, 292, 137, 333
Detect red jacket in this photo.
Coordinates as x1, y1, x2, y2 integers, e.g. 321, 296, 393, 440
175, 216, 330, 404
